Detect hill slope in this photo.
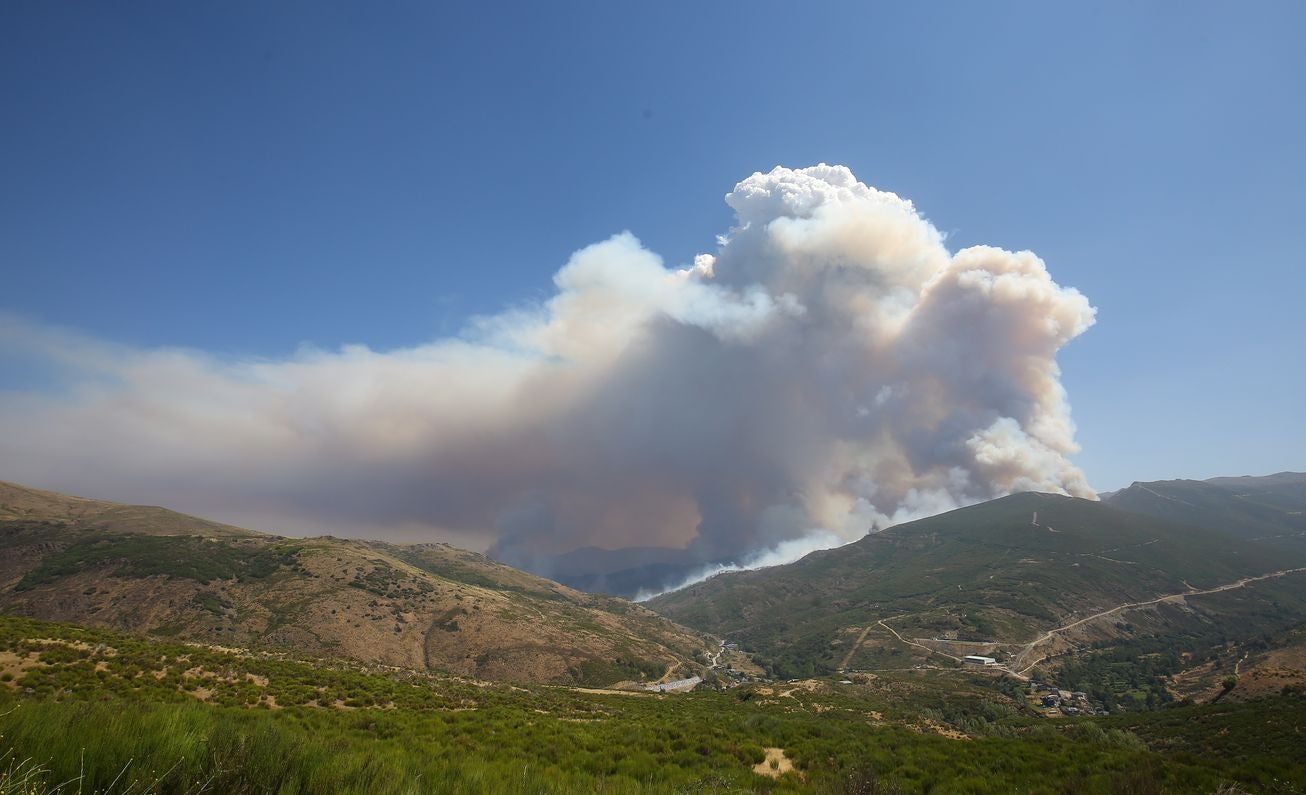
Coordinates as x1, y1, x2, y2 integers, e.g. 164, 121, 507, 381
5, 613, 1304, 793
647, 492, 1306, 682
0, 480, 256, 538
1105, 472, 1306, 544
0, 481, 712, 686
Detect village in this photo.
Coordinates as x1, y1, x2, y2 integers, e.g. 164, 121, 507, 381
1025, 680, 1109, 717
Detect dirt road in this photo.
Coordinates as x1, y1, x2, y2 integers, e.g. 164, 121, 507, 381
838, 625, 876, 670
877, 618, 965, 664
1011, 567, 1306, 676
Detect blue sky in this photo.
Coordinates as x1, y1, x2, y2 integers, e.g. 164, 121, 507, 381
2, 1, 1303, 495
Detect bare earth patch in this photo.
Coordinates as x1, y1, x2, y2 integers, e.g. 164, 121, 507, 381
571, 687, 652, 697
780, 679, 823, 697
1170, 642, 1306, 703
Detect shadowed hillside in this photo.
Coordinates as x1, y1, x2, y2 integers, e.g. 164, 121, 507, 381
1105, 472, 1306, 546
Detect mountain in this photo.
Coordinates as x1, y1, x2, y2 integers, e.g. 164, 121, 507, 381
1105, 472, 1306, 542
0, 480, 712, 686
646, 491, 1306, 690
0, 480, 256, 538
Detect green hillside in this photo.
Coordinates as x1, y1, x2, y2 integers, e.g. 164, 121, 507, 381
1, 614, 1303, 794
647, 493, 1306, 683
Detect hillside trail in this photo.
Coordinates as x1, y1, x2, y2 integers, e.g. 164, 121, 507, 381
653, 661, 682, 685
877, 618, 964, 664
840, 614, 970, 672
1010, 566, 1306, 676
838, 625, 877, 670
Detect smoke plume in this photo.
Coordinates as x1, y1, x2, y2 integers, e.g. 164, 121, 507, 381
0, 165, 1095, 590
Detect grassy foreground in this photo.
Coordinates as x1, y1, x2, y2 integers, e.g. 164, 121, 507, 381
0, 616, 1303, 793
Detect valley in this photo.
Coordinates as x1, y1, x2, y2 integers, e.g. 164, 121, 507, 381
1, 475, 1305, 792
5, 11, 1301, 789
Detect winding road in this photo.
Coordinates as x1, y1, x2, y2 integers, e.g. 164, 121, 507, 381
877, 618, 964, 664
709, 641, 725, 668
839, 566, 1306, 680
1010, 566, 1306, 676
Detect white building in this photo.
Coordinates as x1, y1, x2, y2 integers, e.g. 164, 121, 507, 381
963, 655, 997, 666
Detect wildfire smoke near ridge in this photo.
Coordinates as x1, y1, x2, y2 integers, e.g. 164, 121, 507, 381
0, 165, 1095, 590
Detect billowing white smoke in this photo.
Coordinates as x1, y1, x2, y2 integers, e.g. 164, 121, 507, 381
0, 165, 1095, 587
632, 531, 847, 602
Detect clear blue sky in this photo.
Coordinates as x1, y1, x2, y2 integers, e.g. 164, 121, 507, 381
2, 1, 1303, 491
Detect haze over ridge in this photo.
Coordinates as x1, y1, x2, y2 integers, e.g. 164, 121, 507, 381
0, 164, 1095, 587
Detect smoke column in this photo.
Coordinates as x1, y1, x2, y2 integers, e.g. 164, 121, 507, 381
0, 165, 1096, 591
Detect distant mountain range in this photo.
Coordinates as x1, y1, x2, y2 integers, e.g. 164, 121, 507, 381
0, 480, 712, 687
4, 471, 1304, 706
525, 473, 1306, 599
1104, 472, 1306, 539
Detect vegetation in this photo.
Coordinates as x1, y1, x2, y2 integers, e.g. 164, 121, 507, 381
1054, 641, 1181, 711
3, 474, 1306, 791
0, 480, 710, 686
0, 615, 1303, 793
1098, 695, 1306, 790
16, 535, 300, 591
1049, 577, 1306, 710
1105, 474, 1306, 544
572, 655, 664, 687
649, 492, 1306, 682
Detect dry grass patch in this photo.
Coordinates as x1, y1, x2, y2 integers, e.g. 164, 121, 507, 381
0, 651, 42, 685
753, 747, 796, 779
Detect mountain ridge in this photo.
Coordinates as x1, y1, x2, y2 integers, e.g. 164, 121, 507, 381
1104, 472, 1306, 541
0, 480, 713, 687
646, 485, 1306, 687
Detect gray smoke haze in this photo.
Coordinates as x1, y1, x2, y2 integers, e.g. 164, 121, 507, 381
0, 165, 1096, 587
